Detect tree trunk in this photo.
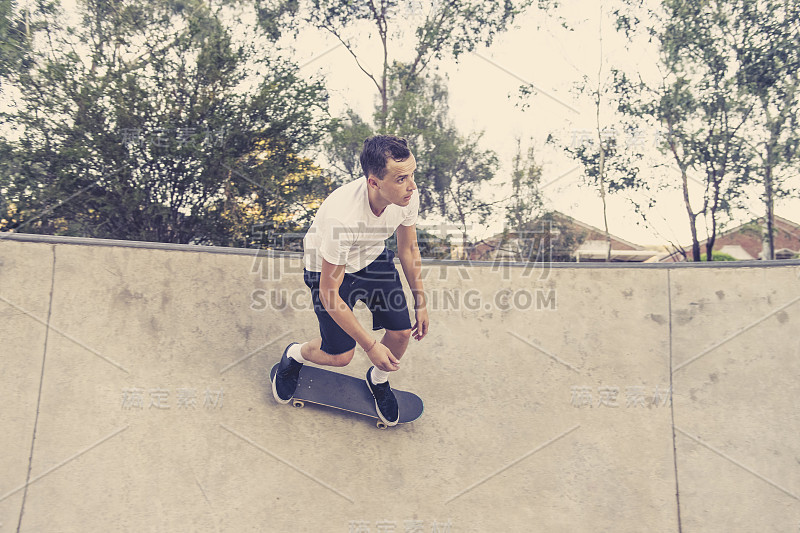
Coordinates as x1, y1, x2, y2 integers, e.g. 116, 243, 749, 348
596, 6, 611, 262
596, 99, 610, 261
667, 119, 701, 261
380, 36, 388, 128
379, 4, 388, 129
764, 163, 775, 260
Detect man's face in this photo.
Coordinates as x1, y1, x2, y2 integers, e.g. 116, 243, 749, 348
372, 153, 417, 207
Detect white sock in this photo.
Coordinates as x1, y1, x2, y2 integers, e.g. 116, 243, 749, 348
288, 343, 307, 364
370, 367, 390, 384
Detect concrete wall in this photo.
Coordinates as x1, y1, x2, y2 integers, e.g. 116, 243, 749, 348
1, 235, 798, 532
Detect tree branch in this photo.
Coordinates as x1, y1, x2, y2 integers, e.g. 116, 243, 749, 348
321, 26, 382, 95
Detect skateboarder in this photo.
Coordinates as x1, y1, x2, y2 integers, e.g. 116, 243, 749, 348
271, 134, 429, 426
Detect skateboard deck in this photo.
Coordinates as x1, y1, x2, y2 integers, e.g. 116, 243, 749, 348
270, 363, 423, 429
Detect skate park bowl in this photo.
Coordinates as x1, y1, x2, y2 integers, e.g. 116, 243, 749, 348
2, 233, 799, 532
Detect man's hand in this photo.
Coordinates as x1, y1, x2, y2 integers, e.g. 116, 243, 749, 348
366, 341, 401, 372
412, 307, 429, 341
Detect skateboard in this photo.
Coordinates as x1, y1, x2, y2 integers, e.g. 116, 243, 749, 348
270, 363, 424, 429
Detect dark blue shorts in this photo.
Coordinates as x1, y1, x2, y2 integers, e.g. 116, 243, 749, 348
304, 248, 412, 356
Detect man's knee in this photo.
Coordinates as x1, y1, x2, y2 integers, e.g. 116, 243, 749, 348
327, 348, 355, 367
386, 328, 412, 343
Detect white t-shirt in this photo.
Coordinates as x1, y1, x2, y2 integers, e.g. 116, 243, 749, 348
303, 177, 419, 273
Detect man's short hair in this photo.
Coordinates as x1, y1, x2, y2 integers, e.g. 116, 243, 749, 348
360, 135, 411, 180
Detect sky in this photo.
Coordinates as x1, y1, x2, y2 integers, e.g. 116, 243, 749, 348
282, 1, 800, 247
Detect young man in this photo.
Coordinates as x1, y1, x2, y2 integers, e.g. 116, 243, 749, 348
271, 135, 429, 426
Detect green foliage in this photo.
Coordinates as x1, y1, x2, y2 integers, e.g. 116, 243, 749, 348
614, 0, 800, 260
411, 0, 533, 62
307, 0, 537, 70
386, 225, 452, 259
738, 221, 763, 239
505, 137, 543, 233
324, 109, 374, 185
370, 66, 497, 260
254, 0, 300, 40
534, 211, 586, 263
699, 251, 737, 261
729, 0, 800, 259
0, 0, 332, 245
0, 0, 30, 82
564, 127, 644, 193
612, 0, 758, 260
384, 67, 499, 239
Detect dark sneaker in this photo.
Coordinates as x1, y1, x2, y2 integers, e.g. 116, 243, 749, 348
272, 343, 303, 404
366, 367, 399, 427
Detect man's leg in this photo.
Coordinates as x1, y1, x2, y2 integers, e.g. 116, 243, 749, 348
298, 339, 355, 367
367, 328, 410, 386
380, 328, 412, 361
294, 329, 409, 371
273, 340, 355, 404
273, 276, 358, 402
365, 331, 409, 426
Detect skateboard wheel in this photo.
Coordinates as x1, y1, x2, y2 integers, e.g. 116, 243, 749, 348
292, 399, 305, 408
376, 421, 388, 430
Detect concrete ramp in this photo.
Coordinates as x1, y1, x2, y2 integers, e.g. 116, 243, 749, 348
2, 235, 799, 532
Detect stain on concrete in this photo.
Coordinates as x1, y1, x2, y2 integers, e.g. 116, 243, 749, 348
237, 324, 254, 342
623, 288, 634, 299
648, 314, 667, 325
776, 311, 789, 324
674, 309, 695, 325
715, 290, 725, 300
117, 287, 145, 304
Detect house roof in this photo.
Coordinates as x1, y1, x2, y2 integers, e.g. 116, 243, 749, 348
698, 215, 800, 246
659, 215, 800, 262
544, 212, 645, 250
468, 211, 647, 261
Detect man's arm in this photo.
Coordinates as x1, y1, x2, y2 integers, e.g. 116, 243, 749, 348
319, 259, 400, 371
396, 224, 429, 340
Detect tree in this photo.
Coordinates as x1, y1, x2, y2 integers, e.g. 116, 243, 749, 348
0, 0, 30, 84
614, 0, 754, 261
564, 125, 644, 259
305, 0, 542, 129
441, 132, 499, 258
502, 137, 544, 262
732, 0, 800, 259
0, 0, 332, 245
505, 137, 543, 234
323, 108, 374, 185
593, 6, 613, 262
565, 10, 645, 261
